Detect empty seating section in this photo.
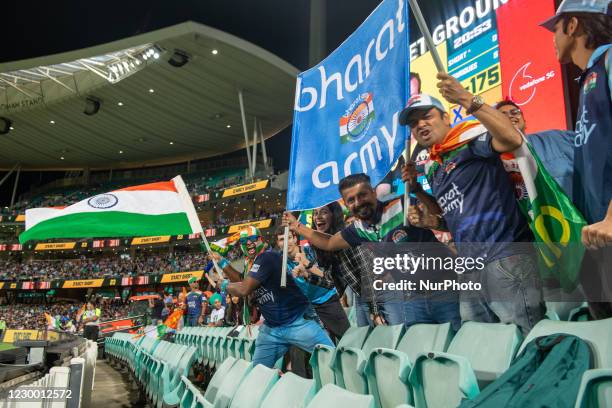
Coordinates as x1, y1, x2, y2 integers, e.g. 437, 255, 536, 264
104, 317, 612, 408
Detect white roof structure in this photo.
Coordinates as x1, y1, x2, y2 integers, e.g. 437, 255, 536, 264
0, 21, 299, 170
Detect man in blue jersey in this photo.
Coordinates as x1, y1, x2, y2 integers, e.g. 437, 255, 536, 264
184, 277, 206, 327
540, 0, 612, 317
276, 227, 349, 342
399, 89, 545, 335
215, 226, 333, 368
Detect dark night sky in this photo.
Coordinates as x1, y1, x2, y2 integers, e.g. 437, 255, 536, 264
0, 0, 383, 205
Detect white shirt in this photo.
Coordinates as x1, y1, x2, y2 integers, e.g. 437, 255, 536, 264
210, 307, 225, 324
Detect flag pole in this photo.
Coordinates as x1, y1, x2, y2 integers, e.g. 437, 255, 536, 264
199, 233, 224, 278
404, 0, 445, 227
280, 225, 289, 288
408, 0, 445, 73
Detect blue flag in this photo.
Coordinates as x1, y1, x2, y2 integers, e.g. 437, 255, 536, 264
287, 0, 410, 211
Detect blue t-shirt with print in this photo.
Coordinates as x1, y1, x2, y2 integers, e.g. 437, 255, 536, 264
286, 246, 336, 306
573, 44, 612, 224
247, 250, 309, 327
186, 291, 205, 317
425, 130, 532, 261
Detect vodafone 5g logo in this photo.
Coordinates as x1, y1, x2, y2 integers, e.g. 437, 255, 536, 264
509, 62, 556, 106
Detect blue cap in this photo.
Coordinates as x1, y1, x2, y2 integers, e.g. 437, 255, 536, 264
540, 0, 611, 31
399, 94, 446, 126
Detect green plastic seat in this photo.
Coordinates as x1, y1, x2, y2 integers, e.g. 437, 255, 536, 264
544, 301, 584, 321
334, 324, 404, 394
202, 357, 237, 405
179, 375, 203, 408
568, 304, 591, 322
260, 372, 316, 408
240, 326, 260, 362
409, 322, 521, 408
211, 327, 236, 368
202, 359, 252, 408
519, 318, 612, 368
311, 326, 371, 392
574, 369, 612, 408
306, 384, 374, 408
228, 363, 280, 408
365, 323, 453, 408
157, 346, 199, 407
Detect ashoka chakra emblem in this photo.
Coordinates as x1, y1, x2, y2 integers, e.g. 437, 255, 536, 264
87, 193, 118, 209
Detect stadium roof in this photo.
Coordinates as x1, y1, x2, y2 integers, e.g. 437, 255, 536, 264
0, 21, 299, 171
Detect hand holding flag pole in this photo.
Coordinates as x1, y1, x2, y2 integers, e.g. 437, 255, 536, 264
404, 0, 445, 226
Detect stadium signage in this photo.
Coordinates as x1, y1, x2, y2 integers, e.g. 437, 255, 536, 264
34, 242, 76, 250
288, 0, 409, 210
62, 279, 104, 288
2, 329, 40, 343
222, 180, 269, 198
160, 270, 204, 283
227, 219, 272, 234
131, 236, 171, 245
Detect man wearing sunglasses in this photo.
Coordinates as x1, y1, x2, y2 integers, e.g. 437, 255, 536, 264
495, 99, 575, 198
211, 226, 333, 369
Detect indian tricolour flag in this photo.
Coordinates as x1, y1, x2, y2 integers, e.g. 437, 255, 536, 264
339, 93, 375, 144
210, 233, 240, 256
19, 176, 202, 243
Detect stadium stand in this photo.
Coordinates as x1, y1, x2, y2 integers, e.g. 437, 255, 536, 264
103, 318, 612, 408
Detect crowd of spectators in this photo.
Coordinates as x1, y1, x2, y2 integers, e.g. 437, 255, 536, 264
0, 298, 130, 331
0, 250, 242, 282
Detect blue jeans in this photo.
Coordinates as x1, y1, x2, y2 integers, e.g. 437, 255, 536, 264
355, 295, 405, 327
460, 253, 545, 336
404, 292, 461, 332
252, 316, 333, 368
185, 315, 199, 327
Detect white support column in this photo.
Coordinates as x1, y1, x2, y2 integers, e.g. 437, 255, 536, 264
259, 121, 268, 171
251, 117, 258, 176
238, 89, 253, 179
0, 163, 19, 188
9, 166, 21, 209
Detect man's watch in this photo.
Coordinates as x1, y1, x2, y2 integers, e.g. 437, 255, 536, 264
466, 95, 485, 115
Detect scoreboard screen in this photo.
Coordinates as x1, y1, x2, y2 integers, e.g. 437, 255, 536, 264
408, 0, 567, 132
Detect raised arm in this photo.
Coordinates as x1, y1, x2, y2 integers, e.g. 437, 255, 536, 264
282, 212, 350, 251
226, 276, 261, 298
209, 252, 242, 282
437, 72, 522, 153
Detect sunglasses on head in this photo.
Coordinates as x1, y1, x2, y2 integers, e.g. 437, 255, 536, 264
239, 235, 259, 244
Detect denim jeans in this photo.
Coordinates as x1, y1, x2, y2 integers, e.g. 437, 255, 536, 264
460, 253, 545, 336
185, 315, 199, 327
404, 291, 462, 332
252, 316, 333, 368
355, 294, 405, 327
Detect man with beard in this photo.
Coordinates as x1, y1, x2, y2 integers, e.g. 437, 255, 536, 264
283, 174, 460, 328
211, 226, 333, 368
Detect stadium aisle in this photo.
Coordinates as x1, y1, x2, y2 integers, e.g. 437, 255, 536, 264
91, 360, 144, 408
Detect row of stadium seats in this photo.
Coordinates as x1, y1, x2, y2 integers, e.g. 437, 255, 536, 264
310, 318, 612, 408
174, 326, 260, 367
170, 356, 376, 408
105, 330, 378, 408
105, 317, 612, 408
